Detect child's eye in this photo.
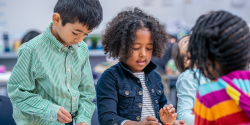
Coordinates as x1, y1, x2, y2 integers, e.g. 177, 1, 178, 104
147, 48, 153, 50
72, 32, 78, 35
85, 34, 89, 36
133, 48, 139, 50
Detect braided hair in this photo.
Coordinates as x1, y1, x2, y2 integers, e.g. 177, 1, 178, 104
188, 10, 250, 79
102, 7, 168, 62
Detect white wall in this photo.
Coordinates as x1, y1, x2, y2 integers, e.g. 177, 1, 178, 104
0, 0, 249, 34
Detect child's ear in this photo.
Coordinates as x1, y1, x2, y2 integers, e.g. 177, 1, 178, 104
184, 57, 190, 68
52, 13, 61, 26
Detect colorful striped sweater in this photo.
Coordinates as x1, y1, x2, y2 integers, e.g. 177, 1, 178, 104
194, 70, 250, 125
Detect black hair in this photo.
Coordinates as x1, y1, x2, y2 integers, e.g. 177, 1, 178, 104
54, 0, 103, 30
102, 7, 168, 62
168, 34, 178, 40
172, 35, 190, 73
188, 10, 250, 79
21, 31, 40, 44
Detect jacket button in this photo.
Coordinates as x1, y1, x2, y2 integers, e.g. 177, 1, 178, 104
114, 123, 118, 125
155, 100, 158, 104
137, 80, 140, 84
138, 103, 142, 108
136, 116, 140, 121
139, 91, 142, 95
125, 91, 129, 95
158, 90, 162, 94
151, 89, 155, 93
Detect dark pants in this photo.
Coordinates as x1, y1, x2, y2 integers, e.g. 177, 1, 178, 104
65, 116, 74, 125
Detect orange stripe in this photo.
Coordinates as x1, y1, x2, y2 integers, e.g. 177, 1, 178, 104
194, 99, 214, 121
195, 99, 242, 121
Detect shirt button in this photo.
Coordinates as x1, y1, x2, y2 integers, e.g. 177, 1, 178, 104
138, 103, 142, 108
139, 91, 142, 95
158, 90, 162, 94
67, 84, 70, 87
58, 49, 61, 52
155, 100, 158, 104
67, 68, 70, 72
50, 117, 53, 120
125, 91, 129, 95
137, 80, 140, 84
151, 89, 155, 93
136, 116, 140, 121
73, 97, 76, 100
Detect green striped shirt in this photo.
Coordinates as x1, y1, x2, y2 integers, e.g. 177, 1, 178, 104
7, 22, 96, 125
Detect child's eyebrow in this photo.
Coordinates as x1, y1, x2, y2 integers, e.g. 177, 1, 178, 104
74, 29, 92, 34
134, 43, 141, 45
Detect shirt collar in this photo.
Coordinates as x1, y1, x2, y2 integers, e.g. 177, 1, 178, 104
44, 22, 79, 51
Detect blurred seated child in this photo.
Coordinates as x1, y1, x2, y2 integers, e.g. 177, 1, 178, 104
172, 35, 208, 125
21, 30, 40, 44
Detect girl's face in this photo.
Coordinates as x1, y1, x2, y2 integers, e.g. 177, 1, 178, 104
178, 36, 190, 68
125, 28, 153, 73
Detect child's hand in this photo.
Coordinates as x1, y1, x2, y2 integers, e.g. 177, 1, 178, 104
191, 107, 194, 115
159, 104, 177, 125
77, 122, 88, 125
137, 116, 162, 125
57, 107, 72, 123
173, 120, 186, 125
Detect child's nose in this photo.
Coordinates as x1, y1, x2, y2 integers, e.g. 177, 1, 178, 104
75, 35, 86, 43
140, 49, 146, 57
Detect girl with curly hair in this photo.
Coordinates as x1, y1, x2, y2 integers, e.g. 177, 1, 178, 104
96, 8, 185, 125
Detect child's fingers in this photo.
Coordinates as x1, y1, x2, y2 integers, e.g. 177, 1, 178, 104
191, 107, 195, 115
178, 120, 185, 124
164, 104, 173, 110
58, 111, 72, 123
57, 114, 69, 123
145, 121, 162, 125
172, 113, 177, 119
168, 107, 176, 113
159, 108, 164, 117
61, 108, 72, 119
146, 116, 158, 122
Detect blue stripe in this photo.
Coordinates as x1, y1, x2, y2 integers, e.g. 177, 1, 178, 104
198, 80, 226, 96
232, 79, 250, 93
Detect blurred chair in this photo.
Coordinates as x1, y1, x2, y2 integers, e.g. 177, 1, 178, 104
0, 95, 16, 125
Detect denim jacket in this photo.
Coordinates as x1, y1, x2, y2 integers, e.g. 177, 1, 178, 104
97, 61, 167, 125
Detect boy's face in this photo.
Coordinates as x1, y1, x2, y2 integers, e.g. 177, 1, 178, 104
125, 28, 153, 73
52, 14, 93, 47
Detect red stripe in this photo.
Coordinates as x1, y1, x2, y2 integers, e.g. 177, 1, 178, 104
195, 112, 215, 125
195, 111, 250, 125
215, 111, 250, 124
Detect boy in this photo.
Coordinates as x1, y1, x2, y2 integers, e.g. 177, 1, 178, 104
7, 0, 103, 125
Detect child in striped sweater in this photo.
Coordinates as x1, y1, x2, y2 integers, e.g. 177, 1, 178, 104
188, 10, 250, 125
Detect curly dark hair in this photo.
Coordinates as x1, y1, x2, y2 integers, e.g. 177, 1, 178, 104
102, 7, 168, 62
188, 10, 250, 79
